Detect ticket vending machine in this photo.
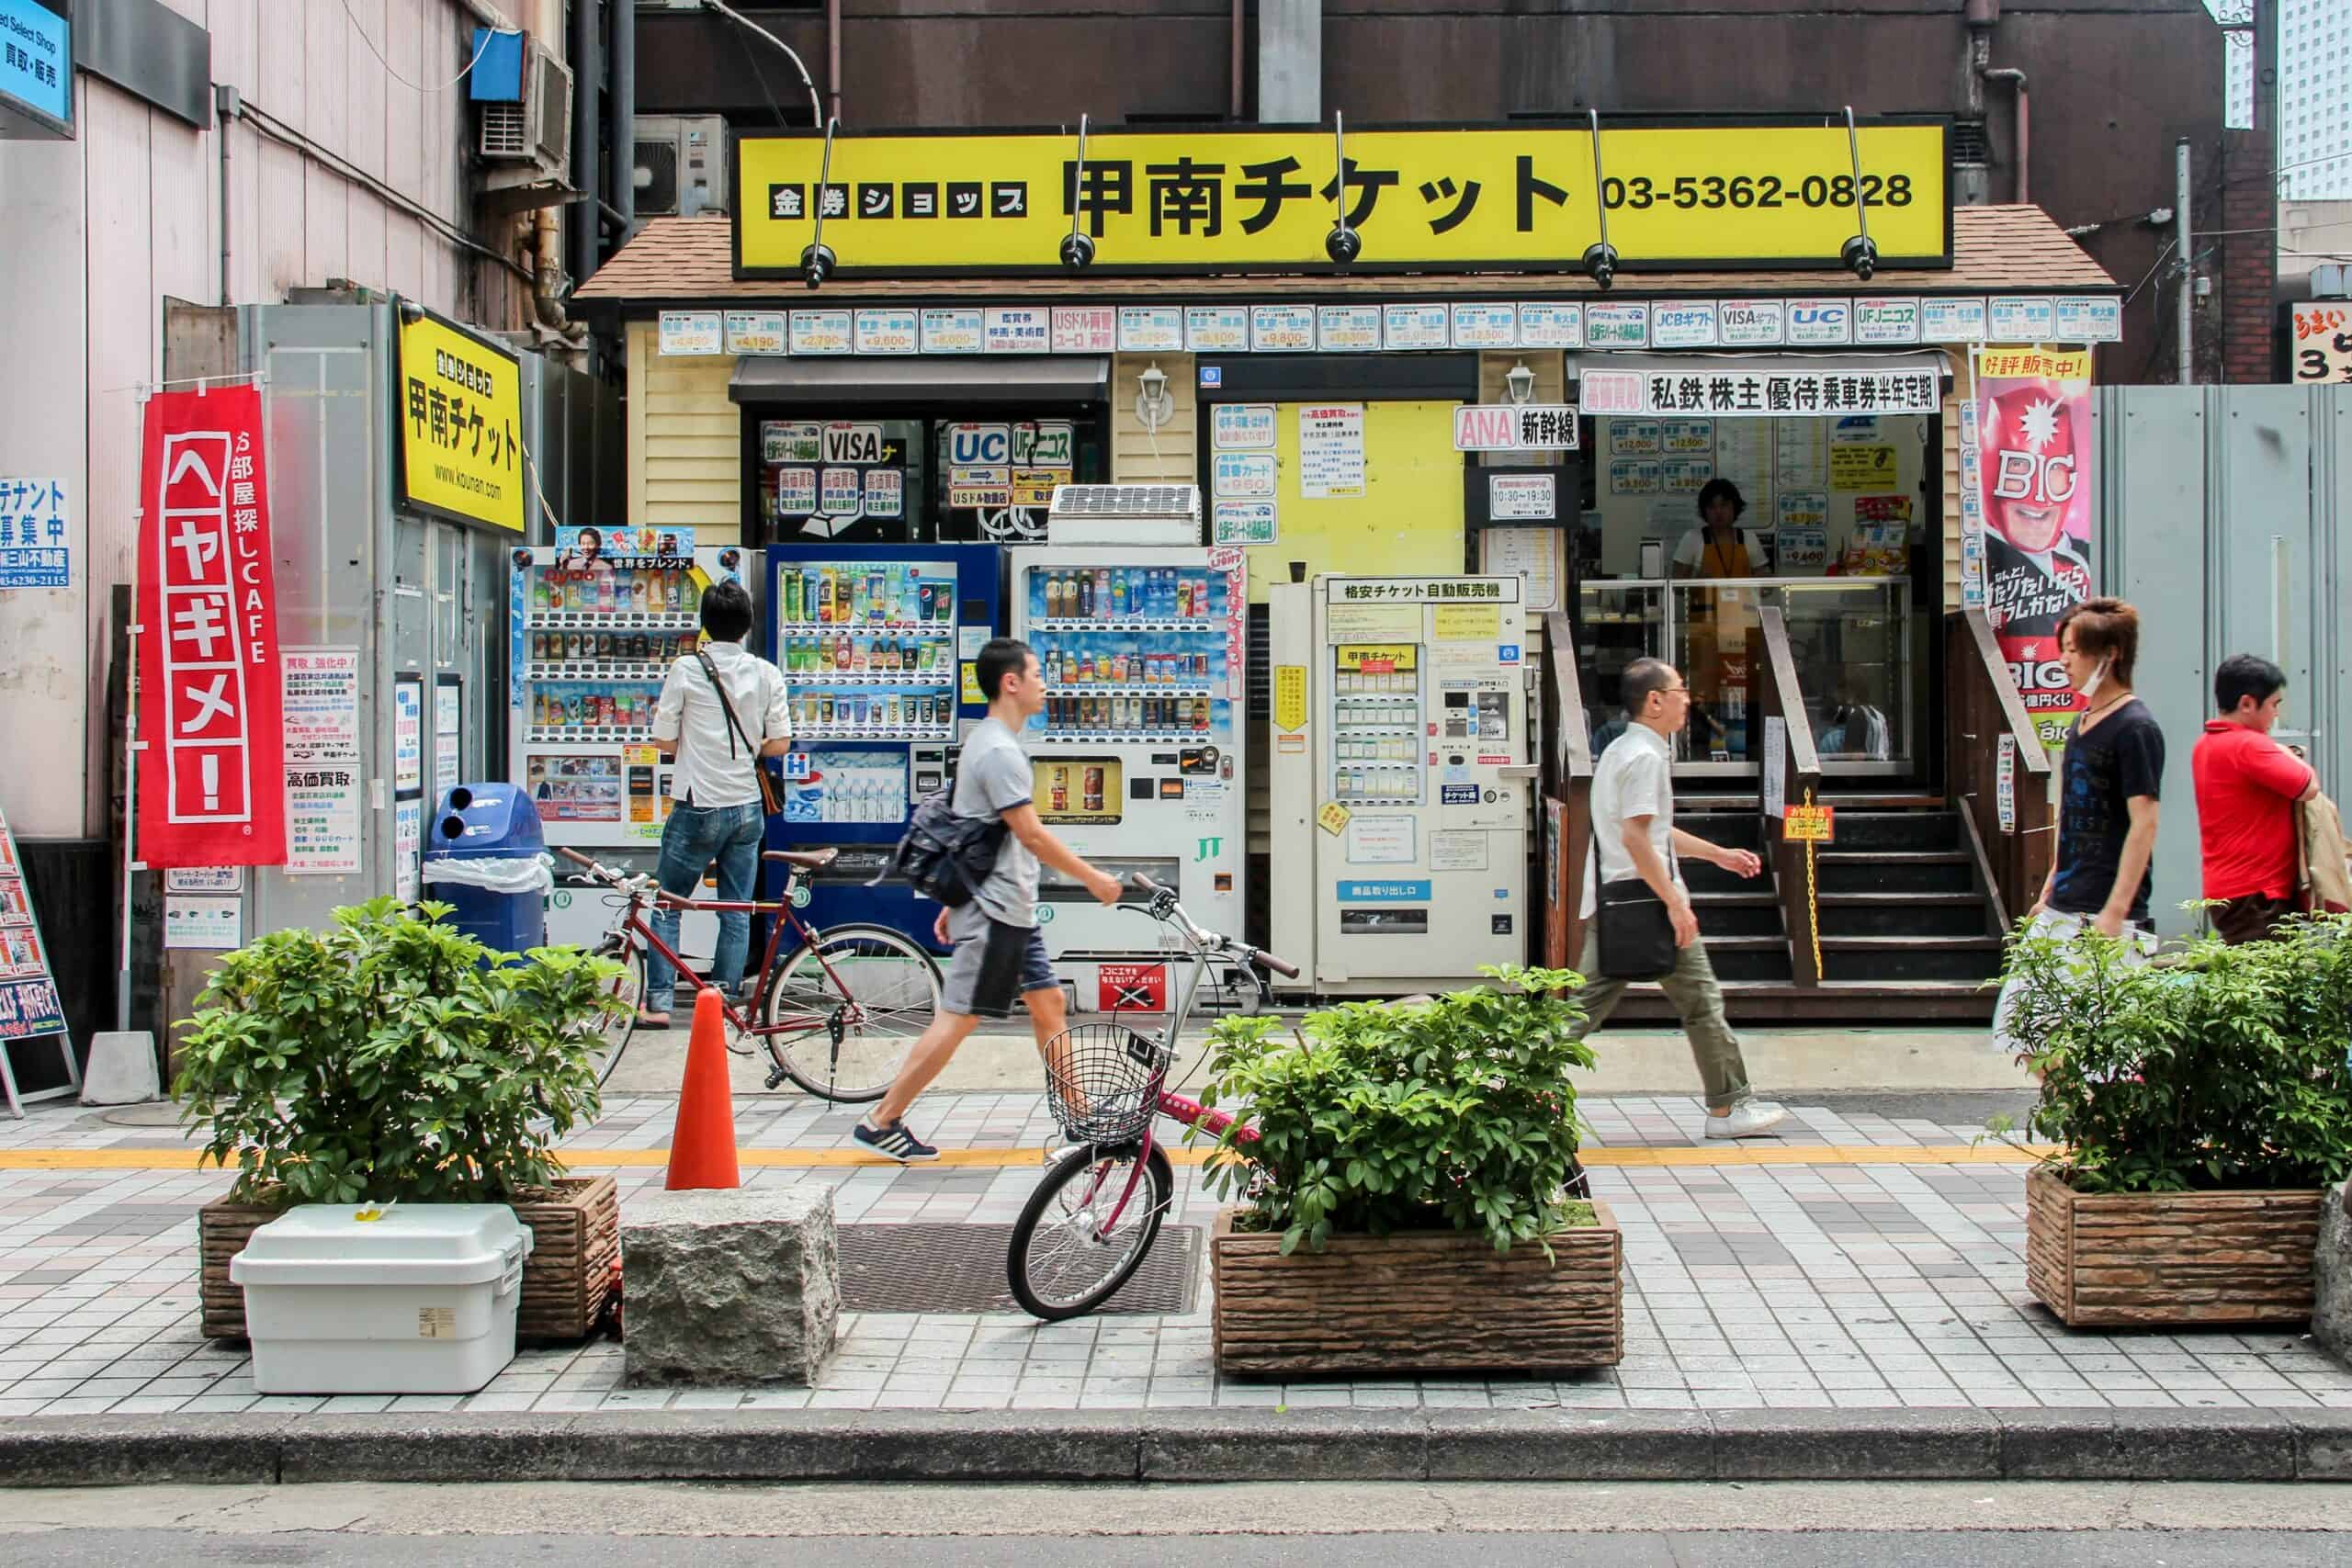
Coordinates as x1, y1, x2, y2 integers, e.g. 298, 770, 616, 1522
1267, 574, 1534, 996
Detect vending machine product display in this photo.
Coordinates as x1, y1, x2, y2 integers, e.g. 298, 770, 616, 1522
1009, 545, 1248, 1005
764, 542, 1004, 945
506, 530, 752, 948
1267, 575, 1534, 995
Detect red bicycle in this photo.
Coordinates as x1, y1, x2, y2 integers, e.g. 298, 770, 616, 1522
556, 845, 942, 1101
1005, 873, 1292, 1320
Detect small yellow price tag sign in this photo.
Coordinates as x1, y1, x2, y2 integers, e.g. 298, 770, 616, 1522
1782, 804, 1837, 843
1317, 801, 1351, 836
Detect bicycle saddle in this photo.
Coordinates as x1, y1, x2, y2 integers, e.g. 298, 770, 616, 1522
762, 848, 840, 871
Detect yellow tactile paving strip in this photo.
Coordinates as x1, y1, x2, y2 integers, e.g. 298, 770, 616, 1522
0, 1142, 2050, 1173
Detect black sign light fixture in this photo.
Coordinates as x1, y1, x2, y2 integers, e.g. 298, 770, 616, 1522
1582, 109, 1618, 289
1326, 111, 1362, 267
802, 115, 840, 288
1839, 106, 1879, 282
1061, 115, 1097, 269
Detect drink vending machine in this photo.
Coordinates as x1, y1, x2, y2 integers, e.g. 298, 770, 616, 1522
1007, 543, 1248, 1007
506, 530, 752, 950
1266, 574, 1535, 996
763, 543, 1005, 947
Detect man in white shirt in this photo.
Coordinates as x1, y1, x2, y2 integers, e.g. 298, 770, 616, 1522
642, 577, 792, 1027
1576, 657, 1787, 1139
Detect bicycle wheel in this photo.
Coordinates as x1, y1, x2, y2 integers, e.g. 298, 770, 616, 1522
1007, 1143, 1173, 1321
759, 921, 942, 1102
584, 931, 644, 1089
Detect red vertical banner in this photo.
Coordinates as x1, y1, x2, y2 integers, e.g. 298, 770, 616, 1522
137, 386, 287, 866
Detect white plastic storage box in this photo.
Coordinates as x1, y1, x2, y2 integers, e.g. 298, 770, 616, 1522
230, 1204, 534, 1394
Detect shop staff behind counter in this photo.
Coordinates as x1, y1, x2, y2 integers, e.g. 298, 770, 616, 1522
1672, 480, 1769, 581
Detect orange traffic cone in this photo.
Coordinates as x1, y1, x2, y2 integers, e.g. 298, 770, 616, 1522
665, 986, 741, 1190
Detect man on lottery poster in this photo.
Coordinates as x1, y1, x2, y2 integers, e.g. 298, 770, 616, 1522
1977, 352, 2096, 750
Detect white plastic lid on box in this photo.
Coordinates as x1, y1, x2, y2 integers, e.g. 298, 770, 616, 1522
232, 1203, 533, 1287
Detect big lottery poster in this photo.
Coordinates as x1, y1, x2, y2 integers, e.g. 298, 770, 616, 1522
1973, 347, 2095, 752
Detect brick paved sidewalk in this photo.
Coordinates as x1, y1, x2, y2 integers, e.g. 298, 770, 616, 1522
0, 1091, 2346, 1422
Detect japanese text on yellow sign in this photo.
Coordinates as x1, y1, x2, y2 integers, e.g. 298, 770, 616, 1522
1274, 665, 1307, 732
1432, 604, 1501, 640
1976, 346, 2093, 380
1828, 446, 1898, 491
1336, 643, 1419, 674
2290, 303, 2352, 386
1317, 801, 1351, 836
397, 312, 524, 533
735, 121, 1950, 276
1782, 804, 1837, 843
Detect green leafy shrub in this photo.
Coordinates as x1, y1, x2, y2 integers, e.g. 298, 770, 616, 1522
1191, 964, 1595, 1255
1995, 913, 2352, 1194
174, 897, 628, 1206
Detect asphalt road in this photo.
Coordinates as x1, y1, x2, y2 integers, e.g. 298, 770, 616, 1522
2, 1481, 2346, 1565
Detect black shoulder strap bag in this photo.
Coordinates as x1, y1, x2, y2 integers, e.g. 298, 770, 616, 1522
1591, 840, 1679, 982
695, 650, 786, 817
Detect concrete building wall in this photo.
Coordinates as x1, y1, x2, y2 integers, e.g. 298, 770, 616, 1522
0, 0, 536, 844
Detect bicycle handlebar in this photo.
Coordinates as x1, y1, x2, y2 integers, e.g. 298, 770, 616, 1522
1125, 873, 1297, 979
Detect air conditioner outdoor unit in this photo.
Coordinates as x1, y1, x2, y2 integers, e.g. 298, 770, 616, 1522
1046, 484, 1204, 547
481, 39, 572, 182
635, 114, 729, 217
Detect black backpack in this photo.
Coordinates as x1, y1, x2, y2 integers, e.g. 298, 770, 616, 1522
872, 787, 1008, 908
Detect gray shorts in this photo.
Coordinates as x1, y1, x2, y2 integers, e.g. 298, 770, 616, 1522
940, 912, 1056, 1019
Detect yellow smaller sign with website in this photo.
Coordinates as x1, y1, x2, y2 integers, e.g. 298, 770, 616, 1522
1432, 604, 1501, 641
1829, 446, 1898, 491
1336, 643, 1419, 673
397, 310, 525, 533
1273, 665, 1308, 732
960, 662, 984, 704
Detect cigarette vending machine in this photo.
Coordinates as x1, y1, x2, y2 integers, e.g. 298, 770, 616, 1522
1267, 574, 1534, 996
1008, 544, 1248, 1006
506, 532, 752, 949
763, 543, 1004, 948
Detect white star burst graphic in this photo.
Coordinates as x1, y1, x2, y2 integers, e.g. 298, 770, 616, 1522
2018, 398, 2062, 452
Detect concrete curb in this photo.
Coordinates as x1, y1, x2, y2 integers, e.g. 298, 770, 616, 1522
3, 1406, 2349, 1486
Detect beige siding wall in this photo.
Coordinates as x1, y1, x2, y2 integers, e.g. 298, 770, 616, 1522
627, 321, 741, 539
1110, 354, 1197, 482
1943, 364, 1972, 608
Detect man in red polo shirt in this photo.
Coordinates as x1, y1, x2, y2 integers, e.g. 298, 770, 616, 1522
2192, 653, 2317, 944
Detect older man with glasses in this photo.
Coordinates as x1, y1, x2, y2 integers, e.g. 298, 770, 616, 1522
1575, 657, 1787, 1140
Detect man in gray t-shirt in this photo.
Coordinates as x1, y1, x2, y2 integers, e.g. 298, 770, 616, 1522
857, 638, 1121, 1163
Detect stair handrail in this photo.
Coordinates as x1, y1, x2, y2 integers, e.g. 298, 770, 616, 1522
1542, 610, 1596, 969
1949, 608, 2055, 932
1757, 605, 1826, 987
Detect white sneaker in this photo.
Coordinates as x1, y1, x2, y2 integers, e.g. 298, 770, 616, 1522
1704, 1100, 1789, 1140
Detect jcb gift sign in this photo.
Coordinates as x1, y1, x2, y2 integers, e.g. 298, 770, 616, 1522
397, 310, 525, 533
735, 119, 1951, 278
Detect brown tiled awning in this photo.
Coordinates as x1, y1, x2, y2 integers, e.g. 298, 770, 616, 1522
575, 205, 2116, 310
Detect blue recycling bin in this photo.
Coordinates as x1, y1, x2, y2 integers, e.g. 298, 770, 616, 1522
422, 783, 548, 955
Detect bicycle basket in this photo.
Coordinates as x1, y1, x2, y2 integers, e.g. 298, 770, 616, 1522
1041, 1022, 1170, 1145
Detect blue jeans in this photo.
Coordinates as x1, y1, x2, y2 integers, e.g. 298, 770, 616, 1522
645, 801, 765, 1012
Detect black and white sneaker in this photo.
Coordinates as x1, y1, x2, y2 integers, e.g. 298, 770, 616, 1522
853, 1120, 940, 1164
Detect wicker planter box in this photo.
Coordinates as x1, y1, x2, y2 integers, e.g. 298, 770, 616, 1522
199, 1175, 621, 1343
2025, 1165, 2325, 1327
1209, 1203, 1623, 1377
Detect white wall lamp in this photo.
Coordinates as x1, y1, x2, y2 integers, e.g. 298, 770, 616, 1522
1135, 363, 1175, 431
1503, 362, 1537, 405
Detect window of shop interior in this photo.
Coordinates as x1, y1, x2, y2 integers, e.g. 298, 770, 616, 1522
735, 410, 1106, 547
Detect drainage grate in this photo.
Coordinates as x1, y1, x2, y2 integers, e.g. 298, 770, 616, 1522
837, 1223, 1200, 1316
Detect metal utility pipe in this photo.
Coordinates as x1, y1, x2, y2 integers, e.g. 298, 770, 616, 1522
828, 0, 842, 126
570, 0, 603, 292
1982, 65, 2028, 203
612, 0, 636, 240
700, 0, 824, 129
533, 0, 567, 328
217, 84, 237, 303
1231, 0, 1245, 120
2176, 138, 2195, 386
